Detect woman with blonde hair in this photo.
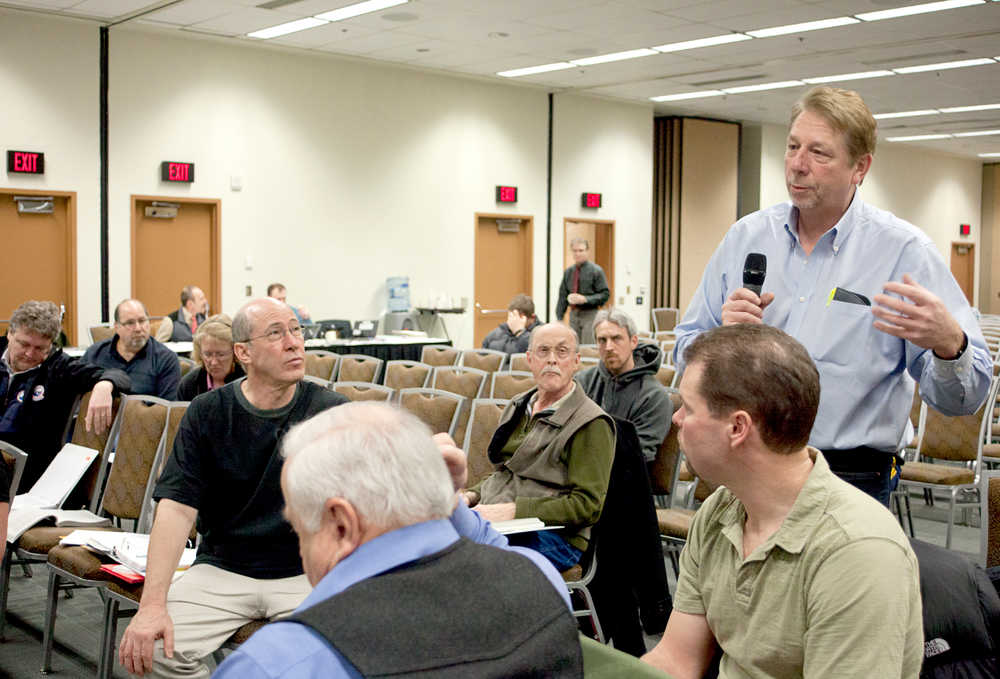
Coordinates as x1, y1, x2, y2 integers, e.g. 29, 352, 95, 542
177, 313, 245, 400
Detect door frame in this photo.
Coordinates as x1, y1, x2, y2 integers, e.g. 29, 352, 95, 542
563, 217, 615, 311
130, 195, 222, 316
0, 187, 78, 345
950, 240, 975, 306
474, 212, 534, 346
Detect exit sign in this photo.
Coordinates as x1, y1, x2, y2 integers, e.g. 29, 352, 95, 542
7, 150, 44, 174
581, 192, 602, 208
960, 223, 971, 236
495, 185, 517, 203
161, 161, 195, 183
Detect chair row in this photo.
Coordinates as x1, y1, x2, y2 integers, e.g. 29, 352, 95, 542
306, 367, 537, 403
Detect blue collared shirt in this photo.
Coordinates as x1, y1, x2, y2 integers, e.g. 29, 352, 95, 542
674, 195, 992, 452
213, 503, 570, 679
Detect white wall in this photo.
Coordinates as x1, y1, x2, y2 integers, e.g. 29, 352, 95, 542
757, 122, 983, 306
553, 94, 654, 330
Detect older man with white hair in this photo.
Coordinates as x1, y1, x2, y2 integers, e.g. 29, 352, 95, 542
213, 402, 584, 678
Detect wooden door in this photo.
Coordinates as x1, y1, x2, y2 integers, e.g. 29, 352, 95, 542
563, 218, 615, 316
951, 241, 975, 305
0, 189, 77, 344
131, 196, 221, 318
473, 213, 533, 347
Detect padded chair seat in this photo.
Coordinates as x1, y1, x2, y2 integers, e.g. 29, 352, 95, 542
560, 564, 583, 582
47, 545, 115, 582
984, 443, 1000, 459
901, 461, 975, 485
18, 525, 121, 555
656, 508, 694, 539
106, 579, 144, 601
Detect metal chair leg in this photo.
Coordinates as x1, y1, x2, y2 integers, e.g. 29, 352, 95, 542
97, 596, 119, 679
40, 571, 61, 673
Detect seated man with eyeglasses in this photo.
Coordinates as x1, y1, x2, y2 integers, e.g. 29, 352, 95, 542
83, 298, 181, 400
463, 323, 615, 571
118, 297, 348, 679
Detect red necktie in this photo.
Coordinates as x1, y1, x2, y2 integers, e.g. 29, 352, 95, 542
571, 266, 581, 309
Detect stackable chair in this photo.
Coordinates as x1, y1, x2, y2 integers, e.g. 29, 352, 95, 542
304, 350, 340, 381
578, 345, 600, 360
0, 442, 28, 639
462, 399, 509, 489
301, 374, 331, 389
431, 366, 488, 444
564, 537, 603, 643
331, 381, 394, 402
40, 395, 174, 674
177, 356, 197, 377
459, 348, 506, 373
981, 470, 1000, 569
489, 371, 535, 400
398, 388, 465, 438
508, 353, 530, 372
420, 345, 459, 367
89, 324, 115, 344
650, 307, 679, 334
0, 390, 122, 638
383, 360, 432, 391
335, 354, 384, 383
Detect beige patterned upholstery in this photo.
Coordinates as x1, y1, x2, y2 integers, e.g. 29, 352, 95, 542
431, 367, 486, 401
508, 353, 529, 372
101, 398, 169, 519
398, 389, 464, 437
69, 392, 122, 506
460, 349, 505, 373
489, 371, 535, 400
651, 307, 679, 333
987, 474, 1000, 568
649, 392, 681, 497
656, 508, 694, 540
578, 345, 600, 359
177, 357, 196, 377
89, 325, 115, 344
384, 361, 432, 391
654, 365, 675, 389
304, 351, 339, 380
420, 345, 459, 367
332, 382, 394, 402
336, 354, 383, 383
462, 399, 508, 489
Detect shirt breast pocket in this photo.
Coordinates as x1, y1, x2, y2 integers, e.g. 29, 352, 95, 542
811, 301, 874, 367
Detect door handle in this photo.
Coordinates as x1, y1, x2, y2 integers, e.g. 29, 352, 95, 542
475, 302, 507, 315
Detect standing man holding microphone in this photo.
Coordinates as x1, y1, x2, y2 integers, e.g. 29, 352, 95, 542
673, 86, 991, 505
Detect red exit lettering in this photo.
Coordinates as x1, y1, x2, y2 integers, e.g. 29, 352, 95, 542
14, 152, 38, 172
169, 163, 188, 181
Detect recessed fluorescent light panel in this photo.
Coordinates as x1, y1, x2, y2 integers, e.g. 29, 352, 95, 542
747, 17, 858, 38
247, 17, 327, 39
940, 103, 1000, 112
803, 70, 895, 84
954, 129, 1000, 137
886, 134, 952, 141
856, 0, 983, 21
979, 153, 1000, 158
571, 48, 658, 66
497, 62, 574, 77
653, 34, 751, 52
723, 80, 804, 93
315, 0, 408, 22
650, 90, 726, 102
894, 58, 996, 73
873, 109, 939, 119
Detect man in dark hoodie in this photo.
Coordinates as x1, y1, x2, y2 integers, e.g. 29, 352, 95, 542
577, 309, 672, 462
481, 294, 541, 355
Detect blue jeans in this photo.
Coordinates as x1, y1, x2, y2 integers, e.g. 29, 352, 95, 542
822, 447, 899, 507
508, 530, 582, 571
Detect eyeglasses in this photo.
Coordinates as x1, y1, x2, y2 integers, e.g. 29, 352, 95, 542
201, 351, 231, 361
242, 323, 303, 344
118, 317, 149, 329
532, 345, 574, 360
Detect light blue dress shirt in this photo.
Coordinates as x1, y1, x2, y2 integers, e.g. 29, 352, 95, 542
213, 503, 571, 679
673, 195, 991, 452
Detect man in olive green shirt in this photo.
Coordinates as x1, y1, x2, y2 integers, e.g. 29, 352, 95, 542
464, 323, 615, 570
643, 324, 922, 679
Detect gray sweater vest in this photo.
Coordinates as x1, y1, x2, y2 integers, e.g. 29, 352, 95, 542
288, 537, 583, 678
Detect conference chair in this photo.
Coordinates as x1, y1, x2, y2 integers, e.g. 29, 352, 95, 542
331, 381, 394, 402
981, 470, 1000, 569
304, 350, 340, 381
462, 399, 509, 489
899, 377, 1000, 549
459, 348, 506, 373
578, 344, 600, 360
564, 537, 603, 644
654, 364, 676, 389
650, 307, 679, 333
420, 345, 459, 367
148, 317, 165, 339
0, 442, 28, 639
431, 366, 488, 445
335, 354, 384, 383
89, 324, 115, 344
383, 360, 432, 392
579, 357, 600, 372
398, 388, 465, 439
177, 356, 196, 377
489, 371, 535, 400
301, 375, 331, 389
649, 391, 682, 507
508, 352, 530, 372
41, 395, 173, 674
656, 452, 702, 577
0, 391, 122, 637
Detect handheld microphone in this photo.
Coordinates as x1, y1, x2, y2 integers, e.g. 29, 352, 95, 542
743, 253, 767, 296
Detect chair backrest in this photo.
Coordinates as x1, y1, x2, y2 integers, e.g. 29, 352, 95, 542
459, 349, 506, 373
304, 350, 339, 381
651, 307, 679, 333
0, 441, 29, 502
649, 391, 681, 497
490, 371, 535, 400
431, 366, 487, 400
177, 356, 197, 377
336, 354, 384, 383
332, 381, 394, 402
89, 324, 115, 344
97, 395, 171, 521
384, 360, 432, 391
660, 341, 675, 363
70, 391, 123, 508
982, 470, 1000, 568
578, 344, 600, 359
463, 399, 509, 488
139, 401, 190, 533
917, 377, 997, 464
578, 356, 599, 372
420, 345, 459, 367
509, 352, 530, 372
148, 317, 165, 338
654, 364, 676, 389
398, 388, 465, 437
